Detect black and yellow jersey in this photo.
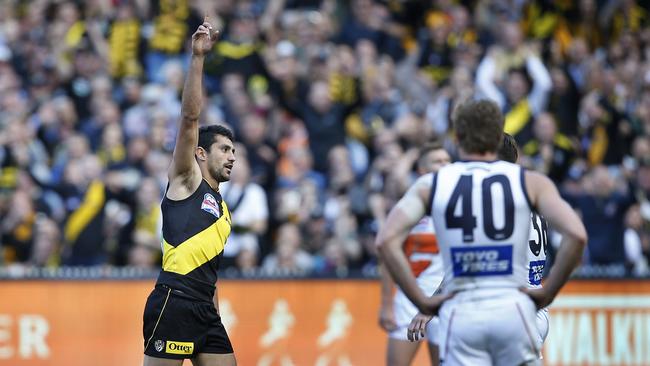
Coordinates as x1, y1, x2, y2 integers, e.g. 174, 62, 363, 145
156, 180, 231, 302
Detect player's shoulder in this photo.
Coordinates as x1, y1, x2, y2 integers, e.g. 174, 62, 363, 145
523, 168, 558, 208
523, 169, 554, 188
409, 173, 436, 204
165, 174, 204, 201
414, 172, 435, 187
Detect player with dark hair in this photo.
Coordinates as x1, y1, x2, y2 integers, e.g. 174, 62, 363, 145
377, 99, 586, 365
142, 18, 237, 366
498, 132, 519, 163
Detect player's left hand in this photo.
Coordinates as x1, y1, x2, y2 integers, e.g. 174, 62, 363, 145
407, 312, 433, 342
520, 287, 553, 309
418, 293, 453, 316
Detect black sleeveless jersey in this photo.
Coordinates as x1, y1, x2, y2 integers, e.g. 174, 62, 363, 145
155, 180, 231, 302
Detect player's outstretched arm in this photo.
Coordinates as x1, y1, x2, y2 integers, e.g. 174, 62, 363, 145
523, 171, 587, 308
376, 174, 444, 315
167, 17, 219, 200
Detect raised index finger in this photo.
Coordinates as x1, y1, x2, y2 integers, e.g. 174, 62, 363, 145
202, 15, 217, 40
202, 16, 213, 30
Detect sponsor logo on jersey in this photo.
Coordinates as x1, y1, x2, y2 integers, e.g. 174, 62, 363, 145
201, 193, 221, 218
154, 340, 165, 352
166, 341, 194, 355
451, 245, 513, 277
528, 260, 545, 286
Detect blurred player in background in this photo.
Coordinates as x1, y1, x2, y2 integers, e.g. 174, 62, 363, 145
378, 142, 450, 366
377, 100, 586, 365
142, 19, 237, 366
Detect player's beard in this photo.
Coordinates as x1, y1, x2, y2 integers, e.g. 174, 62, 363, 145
211, 165, 231, 183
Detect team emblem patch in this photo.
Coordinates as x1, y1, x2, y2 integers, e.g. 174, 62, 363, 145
154, 340, 165, 352
201, 193, 221, 218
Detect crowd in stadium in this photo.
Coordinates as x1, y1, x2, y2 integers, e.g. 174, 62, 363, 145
0, 0, 649, 276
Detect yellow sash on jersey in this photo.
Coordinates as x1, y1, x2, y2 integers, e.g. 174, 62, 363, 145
162, 202, 231, 274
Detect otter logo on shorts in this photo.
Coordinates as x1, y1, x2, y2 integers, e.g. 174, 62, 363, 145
201, 193, 221, 218
166, 341, 194, 355
154, 340, 165, 352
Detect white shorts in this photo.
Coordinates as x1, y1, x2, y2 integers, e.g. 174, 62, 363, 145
438, 289, 541, 366
536, 308, 549, 356
389, 289, 440, 345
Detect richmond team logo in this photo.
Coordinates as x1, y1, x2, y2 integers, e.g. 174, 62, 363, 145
154, 340, 164, 352
201, 193, 221, 218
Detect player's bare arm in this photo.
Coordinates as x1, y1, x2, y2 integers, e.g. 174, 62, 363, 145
376, 174, 449, 315
378, 263, 398, 331
167, 18, 219, 201
522, 170, 587, 308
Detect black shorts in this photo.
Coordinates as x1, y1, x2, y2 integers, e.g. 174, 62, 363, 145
143, 285, 234, 359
